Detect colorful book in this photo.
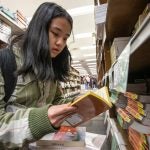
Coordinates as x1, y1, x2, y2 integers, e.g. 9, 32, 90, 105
36, 126, 86, 148
126, 106, 143, 120
65, 86, 112, 127
127, 99, 145, 116
124, 92, 150, 104
128, 127, 149, 150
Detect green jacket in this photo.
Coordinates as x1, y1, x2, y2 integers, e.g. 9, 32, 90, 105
0, 47, 72, 149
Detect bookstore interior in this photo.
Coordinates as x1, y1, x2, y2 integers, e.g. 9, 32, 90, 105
0, 0, 150, 149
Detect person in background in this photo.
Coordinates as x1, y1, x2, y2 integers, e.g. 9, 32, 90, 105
82, 76, 87, 90
0, 2, 77, 149
85, 75, 90, 89
90, 77, 94, 89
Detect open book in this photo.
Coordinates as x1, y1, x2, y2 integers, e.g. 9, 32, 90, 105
65, 86, 112, 127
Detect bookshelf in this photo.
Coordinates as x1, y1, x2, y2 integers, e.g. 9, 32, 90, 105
0, 11, 23, 33
0, 9, 23, 47
95, 0, 150, 149
61, 66, 81, 98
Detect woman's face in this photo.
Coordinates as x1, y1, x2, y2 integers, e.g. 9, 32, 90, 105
49, 17, 71, 58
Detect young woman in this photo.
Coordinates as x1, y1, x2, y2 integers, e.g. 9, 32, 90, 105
0, 2, 77, 149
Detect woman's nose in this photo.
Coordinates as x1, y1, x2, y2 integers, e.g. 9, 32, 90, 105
56, 38, 64, 47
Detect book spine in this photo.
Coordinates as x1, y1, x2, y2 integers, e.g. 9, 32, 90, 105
128, 98, 143, 108
128, 128, 146, 149
16, 10, 27, 21
124, 92, 138, 100
117, 108, 131, 122
128, 130, 141, 150
126, 106, 143, 120
128, 99, 146, 116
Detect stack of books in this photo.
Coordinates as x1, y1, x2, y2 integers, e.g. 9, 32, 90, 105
36, 126, 86, 150
113, 89, 150, 149
29, 126, 107, 150
0, 19, 11, 43
15, 10, 28, 29
128, 127, 149, 150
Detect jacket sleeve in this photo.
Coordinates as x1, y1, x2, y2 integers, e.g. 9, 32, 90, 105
0, 71, 57, 148
52, 81, 74, 105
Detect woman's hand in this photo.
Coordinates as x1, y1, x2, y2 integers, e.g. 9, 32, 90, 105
48, 103, 77, 128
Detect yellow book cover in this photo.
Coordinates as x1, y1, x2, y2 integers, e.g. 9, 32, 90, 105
65, 86, 112, 127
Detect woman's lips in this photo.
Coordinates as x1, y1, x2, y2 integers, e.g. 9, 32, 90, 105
52, 48, 59, 53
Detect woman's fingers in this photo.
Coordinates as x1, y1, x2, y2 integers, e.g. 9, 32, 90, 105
48, 103, 77, 128
51, 112, 76, 128
48, 103, 77, 118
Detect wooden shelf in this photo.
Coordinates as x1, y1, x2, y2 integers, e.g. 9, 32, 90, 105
105, 0, 147, 40
61, 66, 81, 98
129, 13, 150, 75
95, 1, 150, 149
0, 11, 23, 33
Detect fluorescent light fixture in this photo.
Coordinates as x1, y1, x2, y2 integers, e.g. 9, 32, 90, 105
77, 69, 86, 71
73, 66, 83, 68
74, 32, 92, 39
67, 5, 94, 17
84, 53, 96, 57
88, 67, 96, 69
74, 67, 83, 70
72, 56, 77, 59
80, 45, 96, 50
72, 64, 81, 67
72, 60, 80, 63
87, 62, 96, 65
88, 63, 96, 67
86, 58, 96, 62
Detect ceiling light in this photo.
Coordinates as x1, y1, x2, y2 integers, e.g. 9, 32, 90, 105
74, 68, 83, 70
87, 62, 96, 65
80, 45, 96, 50
88, 66, 96, 68
86, 59, 96, 61
72, 60, 80, 63
74, 32, 92, 39
72, 64, 81, 67
76, 69, 86, 71
88, 64, 97, 68
84, 53, 96, 57
67, 5, 94, 17
72, 56, 77, 58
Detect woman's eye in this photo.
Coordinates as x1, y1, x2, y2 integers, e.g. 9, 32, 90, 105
51, 31, 59, 37
63, 38, 67, 41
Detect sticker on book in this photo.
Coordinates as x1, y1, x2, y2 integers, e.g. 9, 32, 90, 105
66, 113, 83, 125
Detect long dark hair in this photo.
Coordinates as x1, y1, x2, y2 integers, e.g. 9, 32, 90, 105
10, 2, 73, 82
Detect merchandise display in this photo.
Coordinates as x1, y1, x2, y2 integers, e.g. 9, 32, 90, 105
95, 0, 150, 149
